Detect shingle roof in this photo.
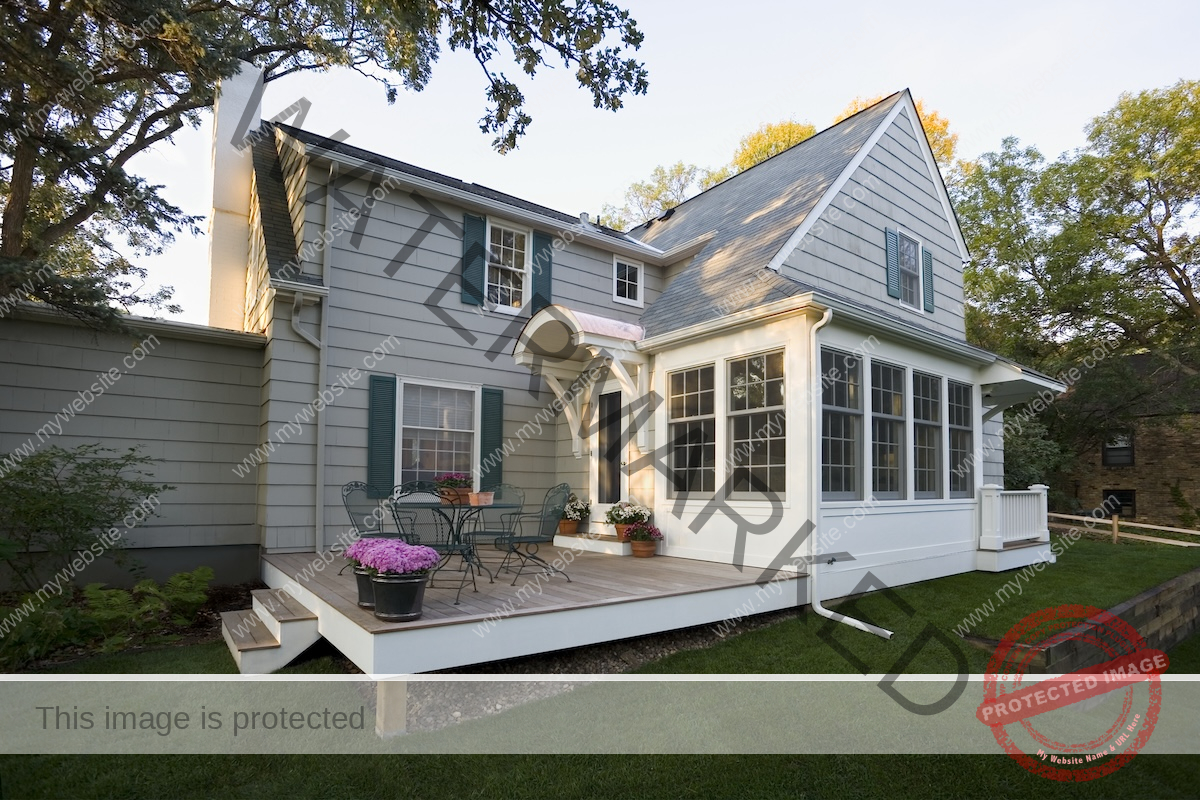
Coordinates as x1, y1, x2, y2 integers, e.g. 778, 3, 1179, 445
250, 131, 320, 285
630, 93, 904, 338
273, 123, 634, 246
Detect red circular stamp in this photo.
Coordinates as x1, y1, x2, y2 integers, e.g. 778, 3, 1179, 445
976, 604, 1167, 782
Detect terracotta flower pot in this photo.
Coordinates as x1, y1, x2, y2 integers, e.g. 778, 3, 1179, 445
469, 491, 494, 506
439, 487, 471, 505
558, 519, 579, 536
371, 573, 428, 621
614, 523, 630, 540
630, 540, 657, 558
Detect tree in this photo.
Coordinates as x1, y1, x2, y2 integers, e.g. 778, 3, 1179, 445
601, 161, 700, 229
0, 1, 649, 323
728, 120, 817, 174
834, 95, 959, 169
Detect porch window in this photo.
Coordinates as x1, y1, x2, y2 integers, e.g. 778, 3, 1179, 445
913, 371, 942, 499
948, 380, 974, 498
821, 348, 861, 500
486, 222, 529, 312
400, 383, 477, 486
668, 365, 715, 494
871, 362, 906, 500
1102, 434, 1134, 467
728, 350, 786, 496
898, 233, 921, 309
613, 257, 643, 307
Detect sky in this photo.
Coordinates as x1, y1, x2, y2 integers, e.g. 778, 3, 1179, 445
127, 0, 1200, 324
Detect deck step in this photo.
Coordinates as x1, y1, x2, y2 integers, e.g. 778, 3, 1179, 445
252, 588, 317, 622
220, 609, 280, 652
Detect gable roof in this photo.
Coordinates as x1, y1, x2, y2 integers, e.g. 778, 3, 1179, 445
630, 93, 906, 338
249, 130, 322, 286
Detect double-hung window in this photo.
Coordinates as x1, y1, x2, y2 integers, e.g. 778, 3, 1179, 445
400, 383, 477, 485
871, 362, 906, 499
912, 372, 942, 499
1102, 434, 1134, 466
668, 365, 715, 494
897, 233, 921, 309
486, 222, 530, 312
948, 381, 974, 498
728, 351, 786, 496
821, 349, 862, 500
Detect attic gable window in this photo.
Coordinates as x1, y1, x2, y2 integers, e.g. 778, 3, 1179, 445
486, 221, 530, 313
613, 256, 643, 307
897, 233, 921, 309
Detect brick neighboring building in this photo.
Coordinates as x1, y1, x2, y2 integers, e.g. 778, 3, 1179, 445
1062, 355, 1200, 527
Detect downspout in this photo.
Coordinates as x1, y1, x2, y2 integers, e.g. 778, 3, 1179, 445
311, 167, 335, 554
808, 307, 893, 639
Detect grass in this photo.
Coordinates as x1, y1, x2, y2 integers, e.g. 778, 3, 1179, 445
2, 754, 1199, 799
36, 641, 347, 674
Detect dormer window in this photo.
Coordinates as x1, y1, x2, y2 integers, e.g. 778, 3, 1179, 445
613, 256, 643, 307
486, 221, 530, 313
897, 233, 921, 309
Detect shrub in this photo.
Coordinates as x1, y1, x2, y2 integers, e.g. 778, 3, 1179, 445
0, 444, 172, 592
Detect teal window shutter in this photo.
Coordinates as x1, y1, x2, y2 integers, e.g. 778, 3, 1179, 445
479, 387, 504, 489
366, 375, 396, 498
921, 247, 935, 312
885, 228, 901, 299
531, 231, 553, 313
462, 213, 486, 306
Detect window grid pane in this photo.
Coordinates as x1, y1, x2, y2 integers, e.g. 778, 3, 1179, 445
487, 225, 526, 308
728, 351, 785, 496
669, 365, 715, 494
898, 233, 920, 308
821, 348, 862, 499
615, 261, 640, 302
871, 362, 905, 498
401, 383, 475, 485
913, 372, 941, 498
948, 380, 973, 497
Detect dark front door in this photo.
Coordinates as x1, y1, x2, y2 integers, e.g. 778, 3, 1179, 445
598, 391, 622, 504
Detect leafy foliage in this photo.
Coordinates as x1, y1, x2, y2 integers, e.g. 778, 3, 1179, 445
1002, 416, 1071, 495
728, 120, 817, 174
600, 161, 700, 229
834, 94, 959, 169
0, 445, 171, 592
0, 0, 649, 321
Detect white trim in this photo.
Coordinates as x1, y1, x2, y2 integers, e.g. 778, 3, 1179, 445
589, 380, 630, 512
484, 218, 532, 316
764, 91, 970, 273
765, 98, 906, 272
394, 376, 483, 491
612, 254, 645, 308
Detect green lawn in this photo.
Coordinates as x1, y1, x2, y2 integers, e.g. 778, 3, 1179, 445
38, 641, 344, 675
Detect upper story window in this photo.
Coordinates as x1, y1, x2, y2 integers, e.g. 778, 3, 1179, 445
486, 221, 530, 313
728, 350, 786, 497
821, 349, 862, 500
1102, 434, 1134, 467
897, 233, 921, 309
613, 256, 643, 307
668, 365, 715, 494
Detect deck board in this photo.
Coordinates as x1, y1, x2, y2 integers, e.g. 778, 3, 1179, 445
263, 548, 803, 635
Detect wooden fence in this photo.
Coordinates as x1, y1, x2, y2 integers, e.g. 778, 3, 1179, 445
1048, 512, 1200, 547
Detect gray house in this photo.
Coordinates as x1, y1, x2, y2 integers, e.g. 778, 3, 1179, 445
0, 69, 1064, 672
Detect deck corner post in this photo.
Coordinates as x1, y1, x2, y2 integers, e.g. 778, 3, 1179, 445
979, 484, 1003, 551
375, 679, 408, 738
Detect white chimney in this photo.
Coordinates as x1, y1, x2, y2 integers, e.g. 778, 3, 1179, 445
207, 61, 263, 330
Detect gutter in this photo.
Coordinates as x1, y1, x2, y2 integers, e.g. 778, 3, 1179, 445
808, 307, 893, 640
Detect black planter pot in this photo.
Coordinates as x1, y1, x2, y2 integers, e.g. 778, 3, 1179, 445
371, 573, 428, 621
354, 566, 375, 609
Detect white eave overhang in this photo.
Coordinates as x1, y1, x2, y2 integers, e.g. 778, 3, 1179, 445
980, 359, 1067, 419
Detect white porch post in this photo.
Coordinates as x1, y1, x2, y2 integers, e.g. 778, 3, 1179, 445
979, 484, 1003, 551
1029, 483, 1051, 543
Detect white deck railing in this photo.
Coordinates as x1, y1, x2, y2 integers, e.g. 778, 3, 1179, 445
979, 484, 1051, 551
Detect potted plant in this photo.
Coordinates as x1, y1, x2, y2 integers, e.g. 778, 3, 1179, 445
434, 473, 472, 505
605, 500, 651, 540
359, 539, 441, 621
343, 537, 383, 608
559, 495, 590, 535
624, 521, 663, 558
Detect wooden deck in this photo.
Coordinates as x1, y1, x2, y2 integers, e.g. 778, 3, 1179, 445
260, 548, 807, 673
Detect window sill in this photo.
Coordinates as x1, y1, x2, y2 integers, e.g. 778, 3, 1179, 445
613, 295, 644, 309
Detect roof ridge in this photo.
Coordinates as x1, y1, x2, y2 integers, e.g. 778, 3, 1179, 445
630, 91, 905, 235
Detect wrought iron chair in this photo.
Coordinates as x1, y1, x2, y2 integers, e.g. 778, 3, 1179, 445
390, 481, 479, 603
493, 483, 572, 584
468, 482, 526, 547
341, 481, 396, 539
